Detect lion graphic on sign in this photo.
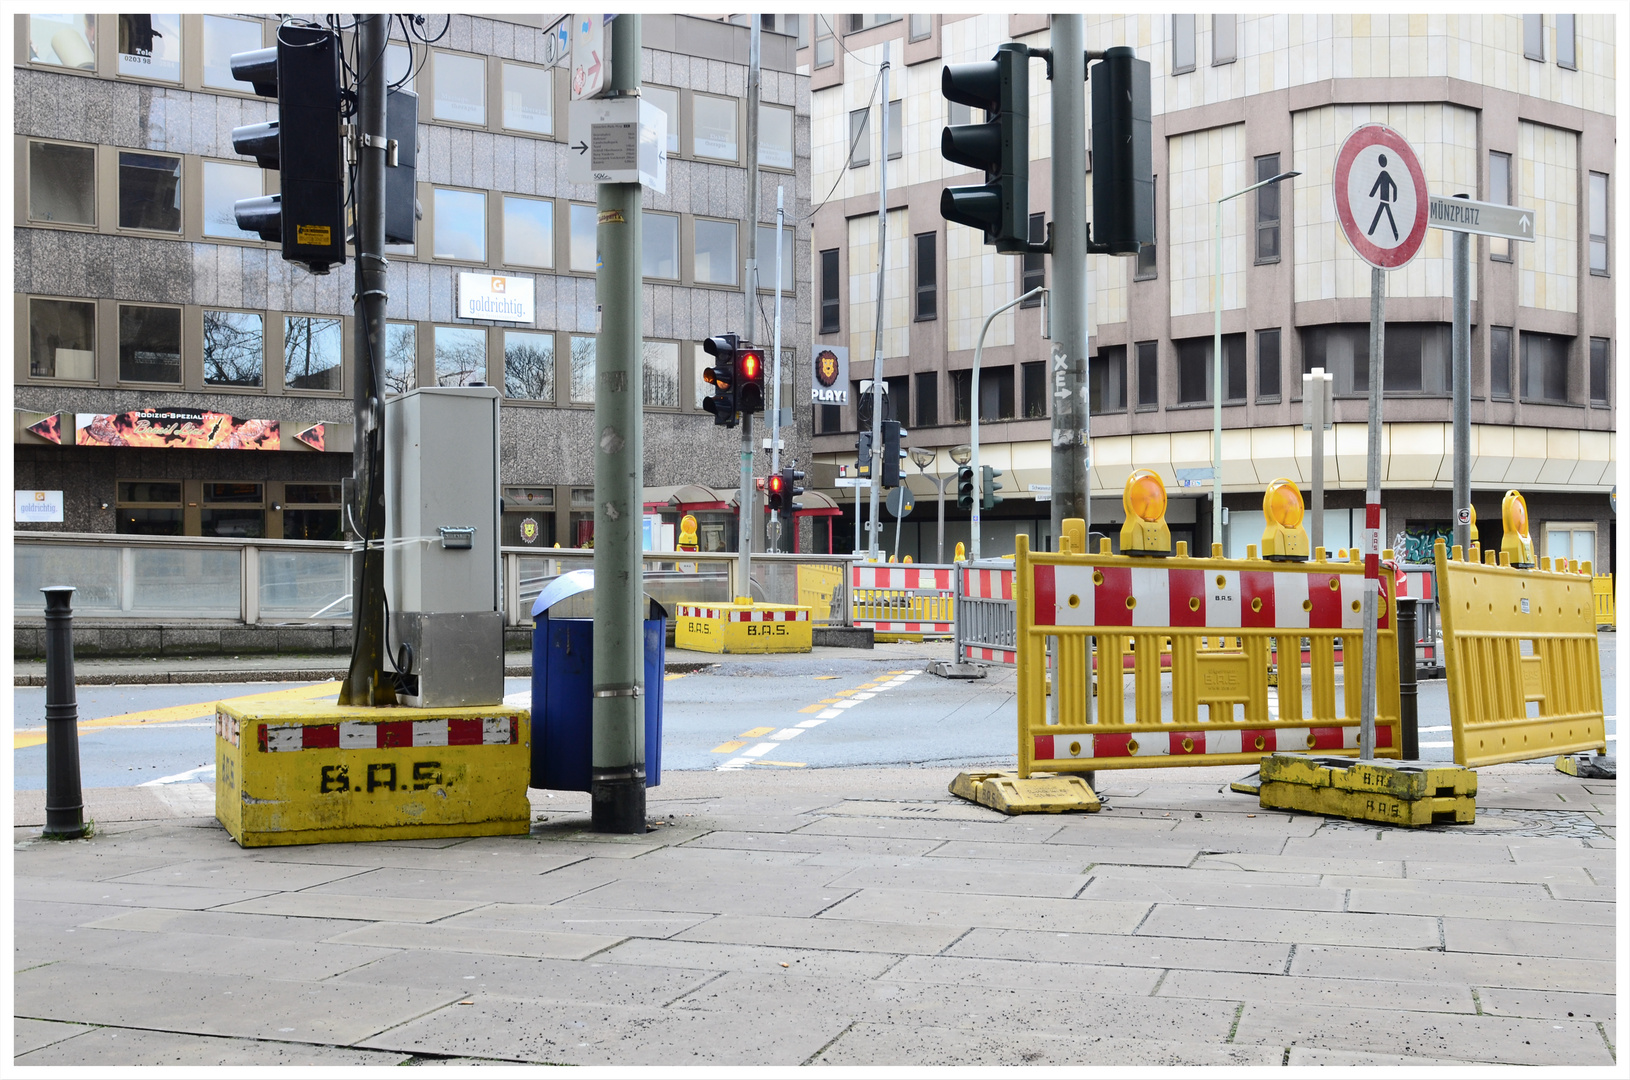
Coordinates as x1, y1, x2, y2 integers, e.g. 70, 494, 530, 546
815, 349, 840, 388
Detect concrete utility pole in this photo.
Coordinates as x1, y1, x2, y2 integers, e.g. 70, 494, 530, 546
340, 13, 393, 707
866, 59, 891, 561
1451, 196, 1472, 556
738, 20, 760, 592
1049, 15, 1089, 549
591, 12, 646, 833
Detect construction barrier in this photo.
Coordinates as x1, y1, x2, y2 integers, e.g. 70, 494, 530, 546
674, 602, 812, 653
1401, 562, 1443, 675
1016, 533, 1402, 775
1593, 574, 1615, 630
1258, 753, 1476, 827
1435, 540, 1606, 768
852, 563, 955, 636
956, 562, 1017, 664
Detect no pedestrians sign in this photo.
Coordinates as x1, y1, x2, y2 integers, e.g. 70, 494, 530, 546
1334, 124, 1429, 270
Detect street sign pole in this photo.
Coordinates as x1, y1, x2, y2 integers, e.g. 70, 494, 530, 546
1451, 198, 1473, 557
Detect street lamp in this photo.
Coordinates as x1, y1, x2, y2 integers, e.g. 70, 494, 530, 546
970, 286, 1044, 562
909, 446, 948, 565
1213, 169, 1299, 550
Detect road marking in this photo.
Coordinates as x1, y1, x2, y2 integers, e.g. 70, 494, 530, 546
798, 700, 836, 713
664, 672, 690, 681
740, 743, 776, 758
769, 728, 803, 740
796, 719, 826, 729
711, 740, 747, 753
14, 683, 341, 750
739, 727, 775, 738
140, 763, 215, 786
814, 675, 839, 681
753, 760, 805, 767
815, 710, 842, 719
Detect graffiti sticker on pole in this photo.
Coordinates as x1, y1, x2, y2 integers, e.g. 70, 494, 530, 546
1333, 124, 1428, 270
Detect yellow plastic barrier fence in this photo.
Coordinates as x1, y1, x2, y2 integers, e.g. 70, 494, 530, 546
852, 563, 955, 635
1593, 574, 1614, 631
1435, 539, 1606, 768
1015, 533, 1401, 775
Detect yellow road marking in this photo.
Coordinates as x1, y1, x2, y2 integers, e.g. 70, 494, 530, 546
664, 672, 689, 681
711, 740, 747, 754
797, 701, 834, 713
739, 726, 775, 738
14, 681, 340, 750
813, 675, 839, 681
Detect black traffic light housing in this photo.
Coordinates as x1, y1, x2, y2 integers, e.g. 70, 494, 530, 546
229, 25, 346, 275
981, 465, 1005, 510
782, 467, 805, 513
384, 88, 419, 246
1088, 46, 1154, 256
737, 344, 766, 415
765, 471, 787, 514
941, 42, 1031, 253
702, 333, 740, 426
956, 465, 975, 510
856, 431, 873, 478
881, 419, 905, 489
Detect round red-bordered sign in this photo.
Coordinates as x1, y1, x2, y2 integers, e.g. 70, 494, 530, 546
1333, 124, 1429, 270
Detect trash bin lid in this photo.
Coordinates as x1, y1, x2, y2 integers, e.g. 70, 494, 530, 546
531, 568, 670, 620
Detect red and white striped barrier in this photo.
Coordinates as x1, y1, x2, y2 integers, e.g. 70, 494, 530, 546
852, 562, 956, 637
1035, 722, 1393, 762
962, 565, 1015, 600
853, 565, 953, 591
235, 715, 521, 753
1032, 564, 1382, 631
677, 604, 810, 623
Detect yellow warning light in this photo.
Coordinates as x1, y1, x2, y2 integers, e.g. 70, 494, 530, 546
954, 541, 967, 562
677, 513, 699, 553
902, 555, 913, 563
1260, 477, 1310, 562
1500, 489, 1535, 568
1468, 503, 1479, 544
1119, 471, 1171, 557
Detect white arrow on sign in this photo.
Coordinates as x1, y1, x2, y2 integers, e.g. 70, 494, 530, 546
1427, 195, 1536, 242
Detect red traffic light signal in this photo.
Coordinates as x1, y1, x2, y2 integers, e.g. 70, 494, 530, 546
738, 347, 766, 414
766, 471, 787, 513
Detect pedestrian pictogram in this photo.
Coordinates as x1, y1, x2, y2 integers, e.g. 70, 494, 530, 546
1333, 124, 1428, 270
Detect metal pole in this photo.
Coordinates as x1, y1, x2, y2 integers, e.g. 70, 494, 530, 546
1306, 366, 1328, 552
1213, 196, 1224, 550
41, 586, 88, 839
769, 185, 786, 551
1451, 197, 1472, 556
1359, 265, 1386, 758
937, 472, 946, 565
866, 60, 890, 562
591, 12, 645, 834
972, 287, 1044, 562
1397, 597, 1419, 759
738, 19, 760, 594
1051, 15, 1090, 547
340, 14, 393, 706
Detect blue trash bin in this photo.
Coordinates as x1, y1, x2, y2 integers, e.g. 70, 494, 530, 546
530, 569, 664, 791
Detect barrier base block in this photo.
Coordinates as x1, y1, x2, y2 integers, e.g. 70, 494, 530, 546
926, 660, 988, 680
215, 696, 531, 848
949, 771, 1101, 815
1229, 770, 1262, 796
1555, 753, 1617, 779
1257, 754, 1476, 827
674, 603, 812, 654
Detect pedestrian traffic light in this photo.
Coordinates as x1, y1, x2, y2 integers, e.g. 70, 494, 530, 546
701, 333, 739, 427
856, 431, 873, 478
1088, 46, 1154, 256
782, 467, 805, 513
738, 344, 766, 415
881, 419, 905, 488
956, 464, 975, 509
765, 471, 787, 514
940, 42, 1030, 252
980, 465, 1004, 510
229, 25, 347, 274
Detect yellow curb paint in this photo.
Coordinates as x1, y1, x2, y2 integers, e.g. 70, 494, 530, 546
15, 681, 342, 750
739, 727, 775, 738
711, 741, 747, 754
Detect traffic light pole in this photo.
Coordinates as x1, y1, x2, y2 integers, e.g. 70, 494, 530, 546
768, 186, 785, 552
738, 20, 760, 595
591, 12, 646, 834
1050, 15, 1090, 549
866, 60, 890, 562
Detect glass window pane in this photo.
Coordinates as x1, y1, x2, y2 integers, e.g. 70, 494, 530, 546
386, 41, 415, 91
643, 341, 679, 407
850, 108, 871, 167
504, 331, 554, 401
1523, 14, 1544, 60
385, 322, 417, 396
119, 151, 182, 232
119, 481, 182, 503
503, 196, 553, 268
909, 14, 932, 41
205, 481, 263, 503
570, 203, 598, 272
502, 61, 552, 134
203, 16, 262, 89
287, 483, 342, 504
119, 305, 182, 383
759, 104, 794, 170
434, 325, 486, 387
1173, 14, 1196, 72
887, 99, 902, 160
1557, 14, 1576, 68
570, 336, 596, 403
434, 51, 485, 125
284, 316, 343, 391
203, 310, 264, 387
644, 86, 680, 154
644, 213, 679, 279
433, 188, 486, 262
202, 160, 262, 239
29, 142, 95, 225
28, 14, 96, 70
117, 13, 181, 81
693, 94, 739, 160
694, 219, 738, 286
1491, 326, 1512, 399
29, 298, 96, 380
756, 225, 795, 289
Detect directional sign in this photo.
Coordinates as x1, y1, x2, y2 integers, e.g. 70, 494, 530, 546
570, 14, 612, 100
1334, 124, 1429, 270
567, 96, 667, 192
1427, 195, 1536, 242
1174, 467, 1216, 489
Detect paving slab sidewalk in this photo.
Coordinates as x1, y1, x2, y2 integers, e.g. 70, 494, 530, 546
12, 763, 1619, 1068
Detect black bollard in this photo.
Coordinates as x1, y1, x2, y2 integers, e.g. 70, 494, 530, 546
42, 586, 90, 839
1396, 597, 1419, 760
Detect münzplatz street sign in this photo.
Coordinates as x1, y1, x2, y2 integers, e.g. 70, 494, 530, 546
1427, 195, 1536, 242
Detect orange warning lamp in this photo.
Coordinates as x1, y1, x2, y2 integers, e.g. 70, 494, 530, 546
1119, 470, 1171, 556
1260, 477, 1310, 561
953, 541, 966, 562
676, 513, 699, 553
1467, 502, 1479, 544
1500, 489, 1535, 567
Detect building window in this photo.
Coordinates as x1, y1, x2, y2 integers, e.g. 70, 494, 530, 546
849, 108, 871, 168
949, 100, 971, 128
818, 402, 843, 433
28, 14, 97, 70
503, 330, 554, 402
1212, 14, 1236, 64
201, 482, 264, 539
202, 310, 264, 388
692, 94, 739, 161
1018, 361, 1044, 418
282, 483, 343, 541
1257, 328, 1281, 401
385, 322, 417, 396
983, 368, 1017, 421
203, 16, 262, 90
1175, 334, 1245, 404
694, 219, 739, 286
1021, 214, 1046, 305
1521, 331, 1570, 403
951, 370, 972, 423
814, 15, 835, 68
1301, 324, 1368, 397
645, 212, 680, 280
1490, 326, 1513, 400
203, 160, 262, 240
1255, 154, 1282, 263
119, 304, 182, 384
1589, 338, 1609, 405
1227, 335, 1247, 401
1556, 14, 1577, 68
284, 316, 343, 392
887, 99, 903, 160
1384, 324, 1452, 395
433, 51, 485, 125
846, 15, 900, 33
1588, 172, 1608, 275
118, 152, 182, 233
385, 41, 415, 91
117, 481, 183, 536
820, 249, 841, 333
502, 196, 554, 269
501, 61, 552, 135
760, 103, 795, 170
644, 86, 680, 155
29, 298, 96, 381
1489, 151, 1513, 261
28, 141, 95, 226
915, 372, 938, 427
915, 233, 937, 321
117, 13, 181, 81
644, 340, 680, 408
909, 14, 933, 41
432, 188, 486, 262
1523, 15, 1545, 61
1089, 347, 1126, 415
570, 336, 596, 403
1136, 178, 1158, 279
1172, 14, 1196, 74
569, 203, 598, 273
1136, 341, 1159, 408
434, 325, 486, 387
756, 224, 796, 289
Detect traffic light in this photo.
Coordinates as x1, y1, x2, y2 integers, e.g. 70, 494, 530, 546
229, 25, 346, 275
782, 467, 805, 512
956, 465, 975, 509
858, 380, 888, 430
856, 431, 873, 477
384, 88, 419, 245
738, 344, 766, 415
765, 471, 787, 514
940, 42, 1030, 252
881, 419, 904, 488
1088, 46, 1154, 256
701, 333, 740, 427
980, 465, 1004, 510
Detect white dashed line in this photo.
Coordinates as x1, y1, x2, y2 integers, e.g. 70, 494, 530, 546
769, 728, 803, 740
716, 670, 924, 770
816, 709, 843, 719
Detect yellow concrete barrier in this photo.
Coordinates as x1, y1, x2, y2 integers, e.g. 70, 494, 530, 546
1592, 573, 1614, 630
674, 602, 812, 653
